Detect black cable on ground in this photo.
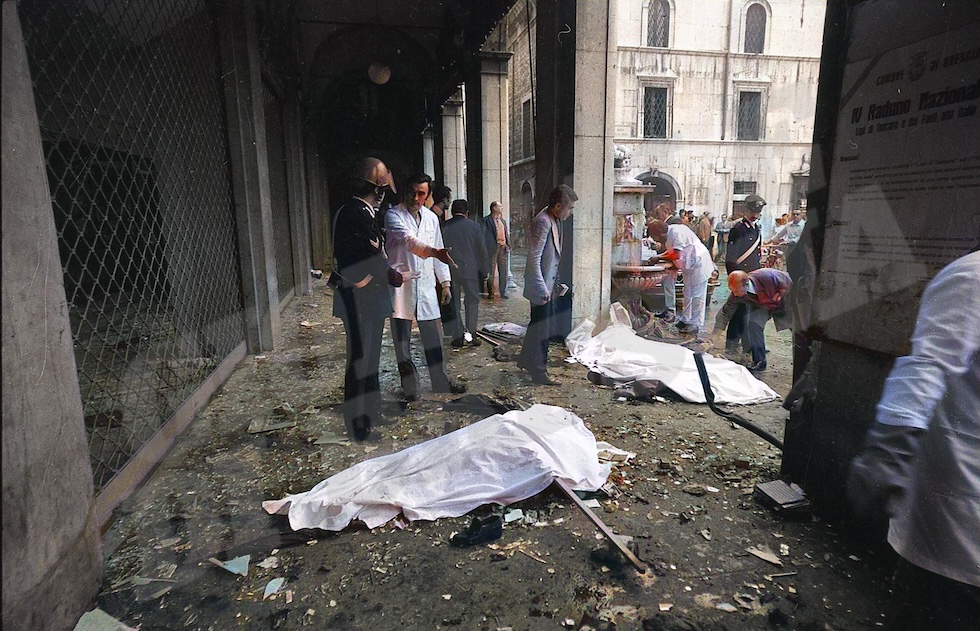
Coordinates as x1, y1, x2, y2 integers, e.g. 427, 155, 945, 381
693, 352, 784, 450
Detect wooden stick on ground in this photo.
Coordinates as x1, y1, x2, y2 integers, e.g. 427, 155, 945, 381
475, 331, 501, 347
555, 478, 648, 573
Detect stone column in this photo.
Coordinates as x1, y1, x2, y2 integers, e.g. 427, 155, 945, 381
479, 51, 512, 221
2, 3, 103, 628
441, 89, 466, 201
216, 0, 280, 351
422, 125, 435, 179
570, 0, 617, 326
284, 89, 312, 296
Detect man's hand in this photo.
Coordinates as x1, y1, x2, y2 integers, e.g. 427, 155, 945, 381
439, 283, 452, 306
391, 264, 420, 286
709, 330, 726, 349
432, 247, 458, 268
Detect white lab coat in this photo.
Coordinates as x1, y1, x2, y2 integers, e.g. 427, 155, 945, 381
385, 204, 450, 321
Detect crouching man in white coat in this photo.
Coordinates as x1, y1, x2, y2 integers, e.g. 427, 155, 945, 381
386, 173, 466, 400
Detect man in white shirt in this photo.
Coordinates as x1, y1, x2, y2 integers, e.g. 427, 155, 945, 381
767, 210, 806, 261
847, 250, 980, 630
385, 173, 465, 400
646, 220, 714, 335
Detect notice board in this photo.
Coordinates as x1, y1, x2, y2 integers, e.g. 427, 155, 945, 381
812, 1, 980, 355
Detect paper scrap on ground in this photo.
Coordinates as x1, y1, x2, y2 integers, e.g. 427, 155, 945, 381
73, 609, 138, 631
565, 310, 778, 405
264, 404, 615, 531
263, 577, 286, 599
208, 554, 250, 576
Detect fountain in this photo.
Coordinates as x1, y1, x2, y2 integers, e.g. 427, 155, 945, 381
610, 145, 671, 327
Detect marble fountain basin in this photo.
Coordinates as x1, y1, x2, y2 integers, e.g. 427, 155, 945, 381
611, 262, 671, 293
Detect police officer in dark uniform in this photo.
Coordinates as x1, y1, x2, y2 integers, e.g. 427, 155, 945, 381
723, 194, 765, 358
331, 157, 415, 441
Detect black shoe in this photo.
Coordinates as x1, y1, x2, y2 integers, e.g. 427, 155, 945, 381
433, 381, 467, 394
675, 321, 694, 333
450, 339, 465, 348
402, 392, 420, 402
747, 360, 767, 372
352, 416, 372, 441
530, 372, 561, 386
501, 294, 510, 299
450, 516, 503, 547
467, 338, 482, 347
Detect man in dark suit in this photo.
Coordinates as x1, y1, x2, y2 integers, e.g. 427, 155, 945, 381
722, 194, 765, 356
442, 199, 488, 348
331, 157, 416, 441
518, 185, 578, 385
481, 201, 511, 299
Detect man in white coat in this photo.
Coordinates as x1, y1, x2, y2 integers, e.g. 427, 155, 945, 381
647, 219, 714, 336
386, 173, 465, 400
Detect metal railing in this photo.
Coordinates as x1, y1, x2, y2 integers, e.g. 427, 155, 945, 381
21, 0, 246, 490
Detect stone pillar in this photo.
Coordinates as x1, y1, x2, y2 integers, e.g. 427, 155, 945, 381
216, 0, 280, 351
479, 51, 512, 221
570, 0, 617, 326
284, 90, 312, 296
535, 0, 577, 335
2, 3, 103, 628
422, 125, 435, 179
441, 89, 466, 201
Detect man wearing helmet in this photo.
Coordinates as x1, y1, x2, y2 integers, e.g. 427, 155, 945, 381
331, 157, 416, 441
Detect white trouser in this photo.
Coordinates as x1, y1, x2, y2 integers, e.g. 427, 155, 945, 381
679, 276, 708, 331
663, 275, 676, 312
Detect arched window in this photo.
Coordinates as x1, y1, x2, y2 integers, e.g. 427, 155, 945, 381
744, 3, 766, 53
646, 0, 670, 48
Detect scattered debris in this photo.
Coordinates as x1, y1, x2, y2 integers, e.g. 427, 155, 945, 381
747, 545, 784, 566
299, 320, 321, 328
263, 577, 286, 599
754, 480, 811, 516
504, 509, 525, 523
313, 430, 350, 446
208, 554, 250, 576
257, 556, 280, 569
556, 478, 647, 573
73, 608, 138, 631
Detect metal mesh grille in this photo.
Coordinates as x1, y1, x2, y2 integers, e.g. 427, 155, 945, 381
644, 87, 668, 138
263, 83, 295, 298
646, 0, 670, 48
20, 0, 246, 490
744, 4, 766, 54
737, 91, 762, 140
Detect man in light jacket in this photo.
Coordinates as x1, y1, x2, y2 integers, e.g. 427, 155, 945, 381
517, 184, 578, 385
385, 173, 465, 400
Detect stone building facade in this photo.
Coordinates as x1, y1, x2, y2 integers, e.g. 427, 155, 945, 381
500, 0, 825, 242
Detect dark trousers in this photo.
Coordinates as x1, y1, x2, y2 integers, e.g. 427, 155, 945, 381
519, 300, 555, 376
725, 302, 752, 353
745, 304, 771, 365
884, 558, 980, 631
391, 317, 451, 396
446, 277, 481, 342
339, 308, 386, 435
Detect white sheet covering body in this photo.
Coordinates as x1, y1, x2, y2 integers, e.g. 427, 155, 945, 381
263, 405, 612, 531
566, 317, 778, 405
